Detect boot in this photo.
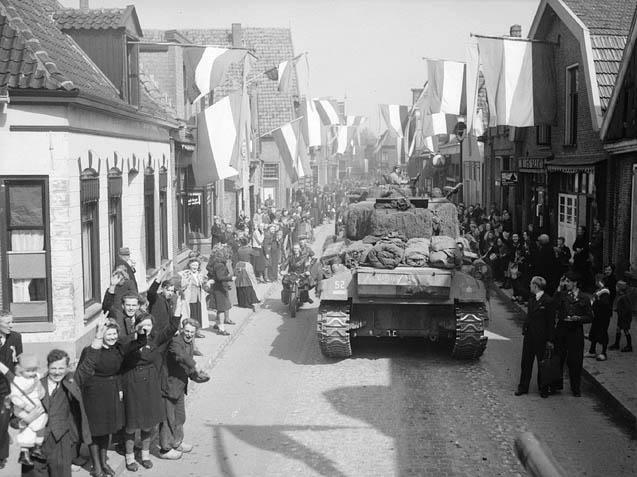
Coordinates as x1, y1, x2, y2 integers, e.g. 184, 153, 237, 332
18, 450, 33, 467
100, 448, 115, 476
621, 334, 632, 352
609, 332, 621, 350
88, 444, 104, 477
30, 444, 45, 460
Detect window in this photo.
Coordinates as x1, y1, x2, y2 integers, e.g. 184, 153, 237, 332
0, 178, 51, 322
565, 65, 579, 146
263, 163, 279, 180
536, 125, 552, 146
126, 40, 140, 106
107, 169, 123, 271
81, 170, 100, 306
159, 168, 168, 260
144, 168, 155, 270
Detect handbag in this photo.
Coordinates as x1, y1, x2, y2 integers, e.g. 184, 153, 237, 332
539, 349, 562, 388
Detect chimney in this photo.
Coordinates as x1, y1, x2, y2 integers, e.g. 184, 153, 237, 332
509, 24, 522, 38
231, 23, 242, 48
79, 0, 89, 11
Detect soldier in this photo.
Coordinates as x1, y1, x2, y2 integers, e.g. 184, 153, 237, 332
515, 276, 555, 398
553, 271, 593, 396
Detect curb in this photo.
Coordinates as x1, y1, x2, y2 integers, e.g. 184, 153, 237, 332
491, 284, 637, 430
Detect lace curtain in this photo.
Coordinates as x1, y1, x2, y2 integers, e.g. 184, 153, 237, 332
11, 230, 44, 302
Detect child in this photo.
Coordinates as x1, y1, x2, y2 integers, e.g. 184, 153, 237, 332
10, 353, 48, 465
587, 274, 612, 361
610, 281, 633, 352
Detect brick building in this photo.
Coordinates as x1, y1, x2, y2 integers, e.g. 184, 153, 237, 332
0, 0, 177, 359
601, 8, 637, 276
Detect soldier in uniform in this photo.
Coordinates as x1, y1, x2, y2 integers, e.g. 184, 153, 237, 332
553, 271, 593, 396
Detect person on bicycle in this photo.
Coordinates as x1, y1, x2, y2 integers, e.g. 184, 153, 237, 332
280, 243, 313, 304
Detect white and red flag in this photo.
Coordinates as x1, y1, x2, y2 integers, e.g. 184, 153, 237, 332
265, 53, 305, 94
300, 98, 322, 147
272, 119, 305, 182
314, 99, 342, 125
184, 47, 248, 103
379, 104, 409, 138
426, 59, 466, 116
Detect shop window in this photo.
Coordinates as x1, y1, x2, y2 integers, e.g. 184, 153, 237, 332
144, 168, 155, 269
159, 168, 168, 260
0, 178, 51, 322
565, 64, 579, 146
187, 192, 203, 234
107, 168, 123, 271
536, 125, 551, 146
81, 170, 100, 306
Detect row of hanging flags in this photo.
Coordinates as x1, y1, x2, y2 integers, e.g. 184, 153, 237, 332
182, 43, 369, 185
378, 32, 556, 159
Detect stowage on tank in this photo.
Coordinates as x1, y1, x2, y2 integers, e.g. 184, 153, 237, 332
317, 186, 489, 360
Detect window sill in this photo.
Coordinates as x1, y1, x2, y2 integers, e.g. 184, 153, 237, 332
13, 322, 56, 333
83, 302, 102, 324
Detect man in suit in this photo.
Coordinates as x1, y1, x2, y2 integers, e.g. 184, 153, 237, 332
554, 271, 594, 397
158, 319, 204, 459
0, 311, 22, 469
515, 276, 555, 398
101, 288, 139, 340
114, 247, 138, 295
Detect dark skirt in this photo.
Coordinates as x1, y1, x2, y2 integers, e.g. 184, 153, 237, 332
212, 287, 232, 312
122, 365, 164, 430
189, 301, 202, 325
237, 286, 259, 308
82, 375, 124, 436
252, 248, 266, 274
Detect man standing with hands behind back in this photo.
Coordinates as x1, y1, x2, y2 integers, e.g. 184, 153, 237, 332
515, 276, 555, 398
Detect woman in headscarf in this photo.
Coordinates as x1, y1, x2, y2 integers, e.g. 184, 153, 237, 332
234, 238, 260, 311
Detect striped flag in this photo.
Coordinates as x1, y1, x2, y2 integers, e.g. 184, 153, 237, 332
314, 99, 342, 125
272, 120, 302, 182
265, 53, 305, 94
346, 116, 367, 127
296, 135, 312, 178
426, 59, 467, 115
373, 129, 389, 155
379, 104, 409, 138
334, 126, 355, 154
184, 47, 248, 103
476, 36, 556, 127
195, 93, 242, 185
300, 98, 322, 147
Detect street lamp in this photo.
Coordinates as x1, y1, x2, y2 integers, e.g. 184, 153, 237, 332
454, 118, 467, 203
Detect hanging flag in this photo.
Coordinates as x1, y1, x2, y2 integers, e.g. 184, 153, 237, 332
300, 98, 322, 147
184, 47, 248, 103
426, 59, 466, 116
422, 112, 457, 136
346, 116, 367, 127
334, 126, 355, 154
272, 120, 301, 182
314, 99, 342, 125
264, 53, 305, 94
477, 36, 556, 127
194, 93, 242, 185
373, 129, 389, 155
296, 135, 312, 178
379, 104, 409, 138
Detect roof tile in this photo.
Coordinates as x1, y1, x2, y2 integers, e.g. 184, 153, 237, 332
54, 7, 129, 31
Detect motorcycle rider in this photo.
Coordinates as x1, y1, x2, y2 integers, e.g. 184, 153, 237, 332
280, 243, 313, 305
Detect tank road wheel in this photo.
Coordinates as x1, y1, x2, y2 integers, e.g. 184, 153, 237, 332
317, 301, 352, 358
452, 303, 488, 360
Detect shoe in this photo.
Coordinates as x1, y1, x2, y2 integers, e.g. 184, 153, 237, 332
621, 345, 633, 352
18, 450, 33, 467
584, 352, 597, 358
540, 391, 549, 398
609, 344, 620, 350
141, 459, 153, 469
307, 298, 314, 304
514, 389, 527, 396
212, 323, 219, 330
195, 331, 205, 338
0, 458, 6, 469
158, 449, 182, 460
572, 391, 581, 397
225, 319, 236, 325
125, 462, 138, 472
218, 330, 230, 336
90, 470, 105, 477
596, 353, 607, 361
193, 348, 203, 357
176, 443, 193, 453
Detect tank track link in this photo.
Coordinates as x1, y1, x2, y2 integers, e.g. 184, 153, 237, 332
452, 303, 488, 360
317, 301, 352, 358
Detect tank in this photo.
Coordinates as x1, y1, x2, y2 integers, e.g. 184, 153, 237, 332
317, 190, 489, 360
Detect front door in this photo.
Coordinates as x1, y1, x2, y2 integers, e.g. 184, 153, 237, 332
558, 193, 578, 248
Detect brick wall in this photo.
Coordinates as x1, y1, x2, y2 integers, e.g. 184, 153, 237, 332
608, 154, 637, 274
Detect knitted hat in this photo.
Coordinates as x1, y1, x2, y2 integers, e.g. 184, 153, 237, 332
17, 353, 39, 369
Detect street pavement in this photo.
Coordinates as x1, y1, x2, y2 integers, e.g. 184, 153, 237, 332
119, 225, 635, 477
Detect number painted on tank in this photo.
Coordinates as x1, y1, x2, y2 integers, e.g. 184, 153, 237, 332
334, 280, 345, 289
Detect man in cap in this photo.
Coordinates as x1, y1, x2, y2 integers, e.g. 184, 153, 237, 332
553, 271, 593, 396
115, 247, 138, 294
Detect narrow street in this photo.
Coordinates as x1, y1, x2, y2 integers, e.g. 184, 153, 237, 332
133, 232, 636, 477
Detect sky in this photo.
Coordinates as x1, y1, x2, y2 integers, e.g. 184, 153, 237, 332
59, 0, 540, 132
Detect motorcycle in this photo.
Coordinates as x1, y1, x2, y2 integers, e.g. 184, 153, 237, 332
281, 272, 302, 317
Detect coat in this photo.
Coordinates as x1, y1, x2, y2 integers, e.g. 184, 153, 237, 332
0, 331, 22, 397
114, 257, 138, 295
147, 280, 174, 332
163, 333, 196, 400
523, 293, 555, 352
554, 290, 593, 335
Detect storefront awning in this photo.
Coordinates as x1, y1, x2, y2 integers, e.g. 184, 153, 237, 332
546, 156, 606, 173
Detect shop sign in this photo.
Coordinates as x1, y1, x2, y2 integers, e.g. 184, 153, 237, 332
187, 193, 201, 206
518, 157, 546, 170
501, 171, 518, 186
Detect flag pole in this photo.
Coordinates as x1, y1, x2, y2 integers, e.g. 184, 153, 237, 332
127, 40, 259, 59
469, 33, 558, 45
258, 116, 304, 139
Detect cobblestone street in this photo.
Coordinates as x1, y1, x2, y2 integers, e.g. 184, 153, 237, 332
132, 280, 636, 477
